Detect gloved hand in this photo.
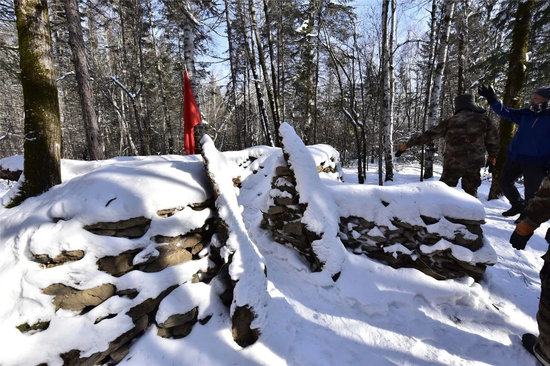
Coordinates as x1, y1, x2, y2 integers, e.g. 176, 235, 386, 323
395, 144, 407, 158
510, 221, 536, 250
485, 157, 496, 173
478, 84, 497, 103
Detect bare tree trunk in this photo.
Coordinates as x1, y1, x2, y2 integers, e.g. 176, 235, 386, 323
65, 0, 104, 160
12, 0, 61, 205
321, 23, 365, 184
146, 0, 172, 154
424, 0, 456, 179
136, 8, 152, 156
111, 76, 146, 155
488, 0, 536, 200
379, 0, 395, 184
278, 6, 286, 124
298, 0, 317, 144
240, 1, 273, 146
262, 0, 282, 140
383, 0, 396, 182
102, 89, 138, 156
420, 0, 439, 182
223, 0, 242, 149
250, 0, 280, 146
457, 0, 470, 95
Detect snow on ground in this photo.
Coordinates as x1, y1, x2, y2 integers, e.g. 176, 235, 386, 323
0, 152, 548, 366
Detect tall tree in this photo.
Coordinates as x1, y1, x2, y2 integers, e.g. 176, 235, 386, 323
146, 0, 173, 154
419, 0, 439, 182
295, 0, 317, 144
321, 18, 365, 184
379, 0, 396, 183
65, 0, 104, 160
456, 0, 470, 95
488, 0, 536, 200
262, 0, 282, 142
424, 0, 456, 179
223, 0, 241, 149
11, 0, 61, 205
238, 0, 273, 146
249, 0, 280, 146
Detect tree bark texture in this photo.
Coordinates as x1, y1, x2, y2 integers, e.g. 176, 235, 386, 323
262, 0, 282, 144
383, 0, 396, 182
65, 0, 104, 160
13, 0, 62, 203
420, 0, 439, 182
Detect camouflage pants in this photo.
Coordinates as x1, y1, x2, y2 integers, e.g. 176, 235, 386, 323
536, 246, 550, 364
440, 167, 481, 197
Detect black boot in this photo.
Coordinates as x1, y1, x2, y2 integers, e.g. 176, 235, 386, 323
502, 202, 524, 217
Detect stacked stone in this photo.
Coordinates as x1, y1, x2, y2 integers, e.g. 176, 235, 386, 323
24, 207, 216, 365
201, 135, 268, 348
339, 215, 488, 281
260, 162, 322, 270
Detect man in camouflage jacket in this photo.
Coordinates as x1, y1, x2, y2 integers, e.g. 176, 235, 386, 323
510, 173, 550, 365
395, 94, 499, 197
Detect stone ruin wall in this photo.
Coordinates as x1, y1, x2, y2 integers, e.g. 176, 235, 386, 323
10, 143, 492, 366
261, 158, 490, 282
24, 203, 219, 366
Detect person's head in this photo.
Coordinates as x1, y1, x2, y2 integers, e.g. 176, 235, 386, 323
454, 94, 485, 114
530, 86, 550, 112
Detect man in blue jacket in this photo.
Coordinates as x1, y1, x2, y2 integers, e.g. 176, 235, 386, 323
478, 85, 550, 222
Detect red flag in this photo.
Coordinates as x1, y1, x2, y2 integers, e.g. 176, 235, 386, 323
183, 69, 201, 155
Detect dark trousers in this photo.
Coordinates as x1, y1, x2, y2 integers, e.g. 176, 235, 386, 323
536, 245, 550, 363
499, 159, 548, 206
440, 167, 481, 197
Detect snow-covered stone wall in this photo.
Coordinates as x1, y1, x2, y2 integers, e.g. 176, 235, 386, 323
261, 123, 346, 284
261, 124, 496, 282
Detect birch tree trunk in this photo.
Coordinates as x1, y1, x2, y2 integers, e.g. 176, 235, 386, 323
299, 0, 316, 144
424, 0, 456, 180
136, 6, 152, 156
12, 0, 62, 205
383, 0, 396, 182
488, 0, 536, 200
65, 0, 104, 160
419, 0, 439, 181
379, 0, 395, 184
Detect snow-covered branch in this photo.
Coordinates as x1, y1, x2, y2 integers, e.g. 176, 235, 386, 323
56, 71, 75, 82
